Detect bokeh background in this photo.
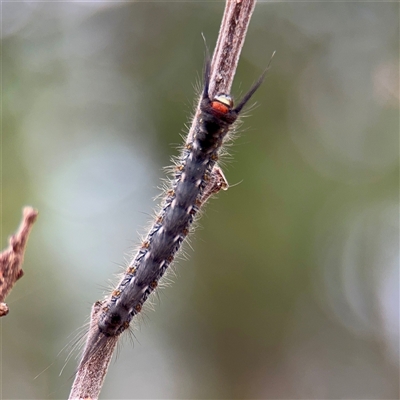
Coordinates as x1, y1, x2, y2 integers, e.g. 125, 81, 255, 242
1, 1, 398, 399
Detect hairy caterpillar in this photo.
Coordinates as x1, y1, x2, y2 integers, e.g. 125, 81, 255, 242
78, 50, 267, 367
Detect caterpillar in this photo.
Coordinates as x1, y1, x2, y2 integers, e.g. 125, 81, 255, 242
78, 51, 267, 366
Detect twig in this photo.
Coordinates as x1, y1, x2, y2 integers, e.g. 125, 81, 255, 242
68, 301, 118, 400
69, 1, 257, 398
0, 207, 39, 317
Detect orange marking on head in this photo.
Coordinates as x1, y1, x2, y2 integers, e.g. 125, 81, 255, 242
211, 101, 229, 114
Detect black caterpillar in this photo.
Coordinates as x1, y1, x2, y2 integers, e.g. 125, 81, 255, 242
79, 51, 267, 366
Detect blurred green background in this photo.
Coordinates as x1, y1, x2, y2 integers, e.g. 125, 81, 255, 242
1, 2, 398, 399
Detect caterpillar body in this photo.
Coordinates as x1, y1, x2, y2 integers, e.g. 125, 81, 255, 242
79, 52, 267, 365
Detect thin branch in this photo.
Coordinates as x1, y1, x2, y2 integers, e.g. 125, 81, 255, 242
69, 1, 257, 398
68, 301, 118, 400
0, 207, 39, 317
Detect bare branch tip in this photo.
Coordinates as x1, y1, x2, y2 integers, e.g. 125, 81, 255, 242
0, 206, 39, 311
0, 303, 9, 317
23, 206, 39, 223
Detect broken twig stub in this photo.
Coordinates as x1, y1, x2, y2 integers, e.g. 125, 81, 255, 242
0, 207, 38, 316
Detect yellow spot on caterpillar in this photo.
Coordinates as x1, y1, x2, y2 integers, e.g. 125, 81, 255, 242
211, 153, 218, 161
182, 228, 189, 236
134, 304, 142, 313
167, 255, 174, 263
123, 321, 130, 329
127, 266, 136, 274
102, 305, 110, 312
156, 215, 163, 223
176, 165, 184, 171
112, 290, 121, 297
150, 281, 158, 289
167, 189, 175, 197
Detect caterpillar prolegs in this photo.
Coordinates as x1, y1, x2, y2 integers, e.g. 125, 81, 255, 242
81, 52, 267, 364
